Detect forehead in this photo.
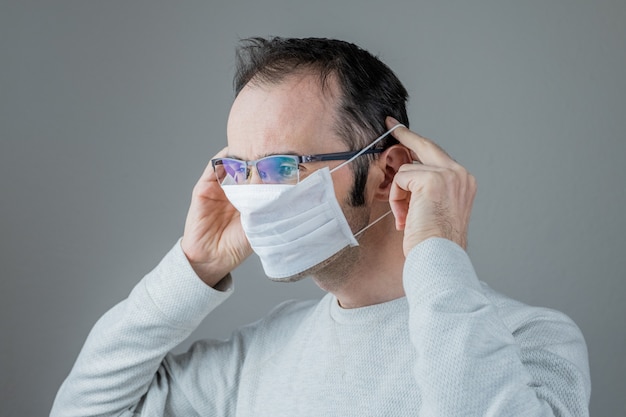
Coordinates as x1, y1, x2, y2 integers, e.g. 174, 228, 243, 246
226, 72, 347, 159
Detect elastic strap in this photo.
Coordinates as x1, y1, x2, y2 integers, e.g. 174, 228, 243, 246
331, 124, 405, 173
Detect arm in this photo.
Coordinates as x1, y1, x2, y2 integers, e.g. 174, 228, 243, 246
50, 241, 236, 417
386, 118, 590, 415
404, 238, 590, 416
51, 150, 254, 416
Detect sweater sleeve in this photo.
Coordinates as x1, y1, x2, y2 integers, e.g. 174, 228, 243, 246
50, 240, 236, 417
403, 238, 591, 417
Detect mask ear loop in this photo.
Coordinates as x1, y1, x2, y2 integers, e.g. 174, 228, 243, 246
330, 124, 405, 173
354, 210, 392, 238
330, 123, 405, 239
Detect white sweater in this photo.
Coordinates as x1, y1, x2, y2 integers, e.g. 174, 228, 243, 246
51, 238, 591, 416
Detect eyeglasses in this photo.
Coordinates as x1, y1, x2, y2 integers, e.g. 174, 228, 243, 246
212, 148, 383, 185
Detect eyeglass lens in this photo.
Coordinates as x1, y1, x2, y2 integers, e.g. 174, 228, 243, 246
214, 156, 300, 185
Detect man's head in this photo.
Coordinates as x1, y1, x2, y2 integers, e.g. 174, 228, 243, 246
225, 37, 413, 288
231, 37, 409, 206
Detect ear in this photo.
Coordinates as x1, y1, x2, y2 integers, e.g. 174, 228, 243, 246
373, 144, 413, 201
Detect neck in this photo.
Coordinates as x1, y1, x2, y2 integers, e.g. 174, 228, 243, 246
312, 215, 406, 309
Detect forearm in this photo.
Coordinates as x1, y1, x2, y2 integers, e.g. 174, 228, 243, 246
50, 240, 233, 417
404, 238, 590, 416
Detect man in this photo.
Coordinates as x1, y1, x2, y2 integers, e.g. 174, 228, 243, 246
51, 37, 590, 416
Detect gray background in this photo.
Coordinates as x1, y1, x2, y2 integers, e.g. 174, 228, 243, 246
1, 1, 624, 416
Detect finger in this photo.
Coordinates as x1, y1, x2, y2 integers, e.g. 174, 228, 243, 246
388, 168, 425, 230
199, 146, 229, 181
396, 162, 446, 174
388, 179, 410, 230
386, 117, 456, 168
388, 165, 449, 230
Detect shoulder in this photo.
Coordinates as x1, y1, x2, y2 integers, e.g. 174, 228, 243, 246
481, 282, 591, 404
480, 282, 589, 374
480, 282, 582, 341
164, 298, 322, 373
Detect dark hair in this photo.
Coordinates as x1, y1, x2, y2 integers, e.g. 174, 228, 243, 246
233, 37, 409, 206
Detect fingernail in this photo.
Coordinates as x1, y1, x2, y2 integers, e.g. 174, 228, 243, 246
387, 116, 400, 125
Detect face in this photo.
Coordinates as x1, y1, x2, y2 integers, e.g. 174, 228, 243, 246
227, 72, 359, 201
226, 73, 373, 282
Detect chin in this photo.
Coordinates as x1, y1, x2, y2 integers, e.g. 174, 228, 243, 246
265, 245, 362, 294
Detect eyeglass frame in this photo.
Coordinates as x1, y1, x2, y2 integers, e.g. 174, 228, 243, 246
211, 148, 384, 184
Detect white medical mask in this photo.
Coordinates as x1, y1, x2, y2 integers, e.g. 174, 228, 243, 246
221, 124, 404, 280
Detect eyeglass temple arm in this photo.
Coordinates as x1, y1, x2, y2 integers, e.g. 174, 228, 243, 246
299, 148, 383, 163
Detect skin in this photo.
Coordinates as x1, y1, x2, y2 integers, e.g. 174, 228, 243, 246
181, 72, 476, 308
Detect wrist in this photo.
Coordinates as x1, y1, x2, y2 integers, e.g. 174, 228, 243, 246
188, 259, 231, 288
179, 239, 231, 288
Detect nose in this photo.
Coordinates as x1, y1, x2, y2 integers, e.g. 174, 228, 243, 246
248, 164, 264, 184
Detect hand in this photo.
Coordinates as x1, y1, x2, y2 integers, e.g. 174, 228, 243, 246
181, 148, 252, 287
387, 117, 477, 255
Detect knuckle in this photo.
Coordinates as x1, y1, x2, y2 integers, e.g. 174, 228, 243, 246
192, 182, 209, 196
466, 173, 477, 191
398, 163, 416, 172
423, 170, 441, 183
439, 169, 458, 186
452, 163, 468, 176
